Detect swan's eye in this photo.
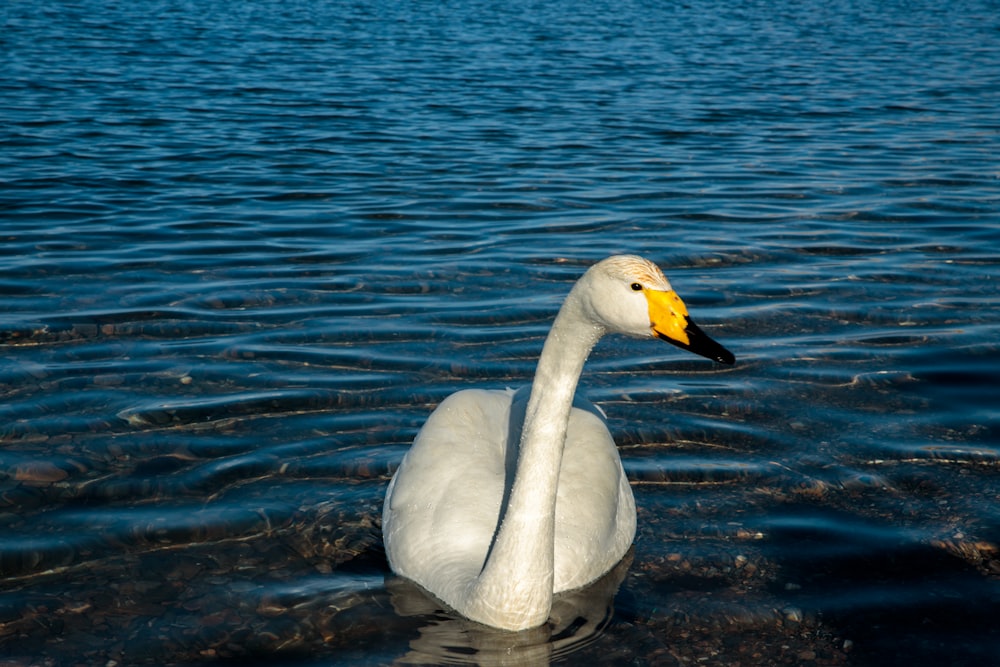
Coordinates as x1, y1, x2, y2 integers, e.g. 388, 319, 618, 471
630, 283, 643, 291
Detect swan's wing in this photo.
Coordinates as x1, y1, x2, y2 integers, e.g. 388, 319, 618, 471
383, 389, 515, 597
553, 399, 637, 592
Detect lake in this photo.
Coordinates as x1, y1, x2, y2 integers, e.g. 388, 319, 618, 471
1, 0, 999, 664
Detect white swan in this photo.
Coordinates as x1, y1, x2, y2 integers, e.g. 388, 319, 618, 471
382, 255, 735, 631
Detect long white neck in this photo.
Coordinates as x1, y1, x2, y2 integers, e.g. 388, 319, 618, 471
466, 281, 605, 630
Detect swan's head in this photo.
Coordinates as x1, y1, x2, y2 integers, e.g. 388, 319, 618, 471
581, 255, 735, 365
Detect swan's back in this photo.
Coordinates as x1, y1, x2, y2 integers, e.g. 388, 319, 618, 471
382, 386, 635, 604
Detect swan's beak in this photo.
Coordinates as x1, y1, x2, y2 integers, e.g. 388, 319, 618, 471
646, 289, 735, 365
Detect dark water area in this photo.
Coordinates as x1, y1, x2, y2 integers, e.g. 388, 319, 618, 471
2, 0, 999, 665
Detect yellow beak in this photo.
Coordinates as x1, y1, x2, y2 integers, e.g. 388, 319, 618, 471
646, 288, 691, 346
645, 289, 735, 365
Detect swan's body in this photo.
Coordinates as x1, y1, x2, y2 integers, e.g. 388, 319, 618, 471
382, 255, 734, 631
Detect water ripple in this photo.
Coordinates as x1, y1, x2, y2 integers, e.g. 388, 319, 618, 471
2, 0, 999, 663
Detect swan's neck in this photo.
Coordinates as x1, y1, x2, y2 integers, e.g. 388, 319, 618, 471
469, 285, 604, 629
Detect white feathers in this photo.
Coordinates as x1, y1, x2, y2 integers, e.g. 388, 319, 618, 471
382, 256, 724, 631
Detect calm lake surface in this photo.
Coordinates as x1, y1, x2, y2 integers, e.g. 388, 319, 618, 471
2, 0, 999, 665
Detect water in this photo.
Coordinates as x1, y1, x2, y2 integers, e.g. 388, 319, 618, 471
2, 0, 999, 664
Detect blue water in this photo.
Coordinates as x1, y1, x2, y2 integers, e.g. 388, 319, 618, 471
2, 0, 999, 664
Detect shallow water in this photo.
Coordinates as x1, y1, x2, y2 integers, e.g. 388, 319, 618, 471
2, 0, 999, 665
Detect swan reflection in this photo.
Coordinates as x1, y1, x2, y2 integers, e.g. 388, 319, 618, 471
386, 550, 632, 666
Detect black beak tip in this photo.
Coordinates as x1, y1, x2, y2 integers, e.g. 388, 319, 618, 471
714, 348, 736, 365
658, 318, 735, 366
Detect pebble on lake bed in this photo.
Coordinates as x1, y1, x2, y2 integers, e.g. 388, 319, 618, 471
13, 461, 69, 483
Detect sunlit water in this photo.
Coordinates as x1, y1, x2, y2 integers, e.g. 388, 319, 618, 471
2, 0, 999, 665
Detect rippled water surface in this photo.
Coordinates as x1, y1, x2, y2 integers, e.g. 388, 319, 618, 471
2, 0, 999, 665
